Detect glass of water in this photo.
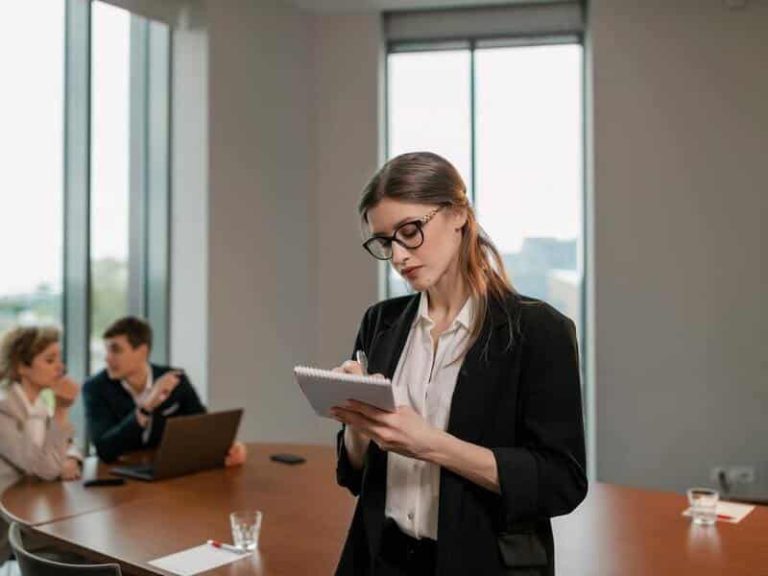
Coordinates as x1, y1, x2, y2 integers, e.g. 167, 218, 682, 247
230, 510, 263, 550
687, 488, 719, 526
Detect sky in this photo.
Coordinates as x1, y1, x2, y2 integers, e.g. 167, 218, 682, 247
389, 44, 583, 254
0, 1, 129, 296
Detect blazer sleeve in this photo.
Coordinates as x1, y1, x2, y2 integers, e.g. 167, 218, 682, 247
335, 306, 374, 496
490, 308, 588, 521
177, 375, 207, 415
83, 380, 144, 463
0, 413, 73, 480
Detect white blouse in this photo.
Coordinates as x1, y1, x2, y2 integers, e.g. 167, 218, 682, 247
385, 292, 474, 540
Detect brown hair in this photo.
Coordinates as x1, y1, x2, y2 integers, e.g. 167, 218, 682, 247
103, 316, 153, 350
359, 151, 516, 349
0, 326, 61, 383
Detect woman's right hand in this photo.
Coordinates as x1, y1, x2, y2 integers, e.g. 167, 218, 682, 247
332, 360, 364, 377
331, 361, 380, 470
51, 375, 80, 409
332, 361, 368, 441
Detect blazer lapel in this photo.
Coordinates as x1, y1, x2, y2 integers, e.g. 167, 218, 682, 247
446, 296, 514, 444
366, 295, 420, 379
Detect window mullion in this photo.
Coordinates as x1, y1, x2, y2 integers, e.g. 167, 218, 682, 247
128, 16, 148, 318
145, 21, 171, 364
469, 41, 476, 205
63, 0, 91, 447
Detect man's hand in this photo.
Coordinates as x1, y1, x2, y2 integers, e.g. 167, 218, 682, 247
142, 370, 182, 412
60, 457, 81, 481
225, 441, 247, 467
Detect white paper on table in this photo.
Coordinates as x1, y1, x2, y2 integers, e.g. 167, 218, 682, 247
681, 500, 756, 524
148, 544, 251, 575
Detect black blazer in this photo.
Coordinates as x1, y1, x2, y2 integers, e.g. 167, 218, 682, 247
335, 293, 587, 576
83, 364, 206, 462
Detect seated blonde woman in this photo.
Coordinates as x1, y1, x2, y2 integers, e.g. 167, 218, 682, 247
0, 326, 82, 568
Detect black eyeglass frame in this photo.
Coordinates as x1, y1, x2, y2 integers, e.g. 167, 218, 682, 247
361, 206, 443, 260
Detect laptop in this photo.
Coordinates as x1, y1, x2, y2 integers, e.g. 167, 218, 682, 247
111, 409, 243, 481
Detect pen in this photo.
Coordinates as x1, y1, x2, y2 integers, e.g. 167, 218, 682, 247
717, 514, 735, 521
355, 350, 369, 375
207, 540, 249, 554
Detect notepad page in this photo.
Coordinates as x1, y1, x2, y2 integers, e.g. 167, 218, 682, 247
294, 366, 395, 418
294, 366, 389, 385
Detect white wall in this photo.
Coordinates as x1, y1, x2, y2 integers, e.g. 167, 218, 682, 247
311, 13, 383, 370
165, 0, 382, 444
590, 0, 768, 492
204, 0, 316, 441
170, 18, 209, 402
198, 1, 381, 443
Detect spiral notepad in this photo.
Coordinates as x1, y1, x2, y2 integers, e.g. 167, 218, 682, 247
294, 366, 395, 418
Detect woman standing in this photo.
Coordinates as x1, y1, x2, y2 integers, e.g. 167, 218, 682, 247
0, 326, 82, 566
331, 152, 587, 575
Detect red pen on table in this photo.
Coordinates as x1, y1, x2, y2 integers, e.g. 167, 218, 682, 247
717, 514, 735, 521
207, 540, 249, 554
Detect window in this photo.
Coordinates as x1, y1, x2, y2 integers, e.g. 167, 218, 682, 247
387, 49, 470, 298
386, 42, 584, 335
0, 2, 171, 440
0, 0, 65, 333
475, 44, 583, 334
88, 3, 171, 372
90, 2, 131, 372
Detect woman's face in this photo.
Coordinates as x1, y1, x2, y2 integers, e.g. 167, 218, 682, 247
366, 197, 466, 292
18, 342, 64, 390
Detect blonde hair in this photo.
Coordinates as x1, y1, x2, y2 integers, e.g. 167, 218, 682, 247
0, 326, 61, 384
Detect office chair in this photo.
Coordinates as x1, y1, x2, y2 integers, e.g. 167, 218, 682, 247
8, 523, 122, 576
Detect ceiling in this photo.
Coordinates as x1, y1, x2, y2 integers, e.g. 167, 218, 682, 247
286, 0, 559, 15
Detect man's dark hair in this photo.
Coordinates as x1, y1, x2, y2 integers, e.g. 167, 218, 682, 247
103, 316, 153, 350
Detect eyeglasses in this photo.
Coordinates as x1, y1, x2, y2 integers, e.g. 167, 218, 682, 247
362, 206, 442, 260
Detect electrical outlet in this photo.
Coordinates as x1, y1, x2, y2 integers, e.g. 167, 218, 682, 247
729, 466, 756, 485
710, 467, 727, 484
710, 466, 756, 487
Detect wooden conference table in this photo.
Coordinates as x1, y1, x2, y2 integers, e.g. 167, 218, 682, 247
2, 444, 767, 575
2, 444, 355, 575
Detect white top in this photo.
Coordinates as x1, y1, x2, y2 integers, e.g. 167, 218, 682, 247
11, 383, 50, 448
11, 382, 82, 460
120, 363, 154, 406
385, 292, 474, 540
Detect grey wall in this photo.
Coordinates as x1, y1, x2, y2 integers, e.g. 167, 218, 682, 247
165, 1, 382, 444
590, 0, 768, 492
170, 19, 209, 402
311, 13, 383, 370
205, 0, 317, 441
200, 1, 381, 443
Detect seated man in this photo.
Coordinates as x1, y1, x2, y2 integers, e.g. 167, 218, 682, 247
83, 316, 246, 466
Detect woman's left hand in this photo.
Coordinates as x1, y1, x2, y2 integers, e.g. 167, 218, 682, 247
60, 457, 81, 481
331, 401, 441, 461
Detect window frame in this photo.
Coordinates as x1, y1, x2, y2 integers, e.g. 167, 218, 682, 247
60, 0, 171, 445
384, 29, 592, 477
